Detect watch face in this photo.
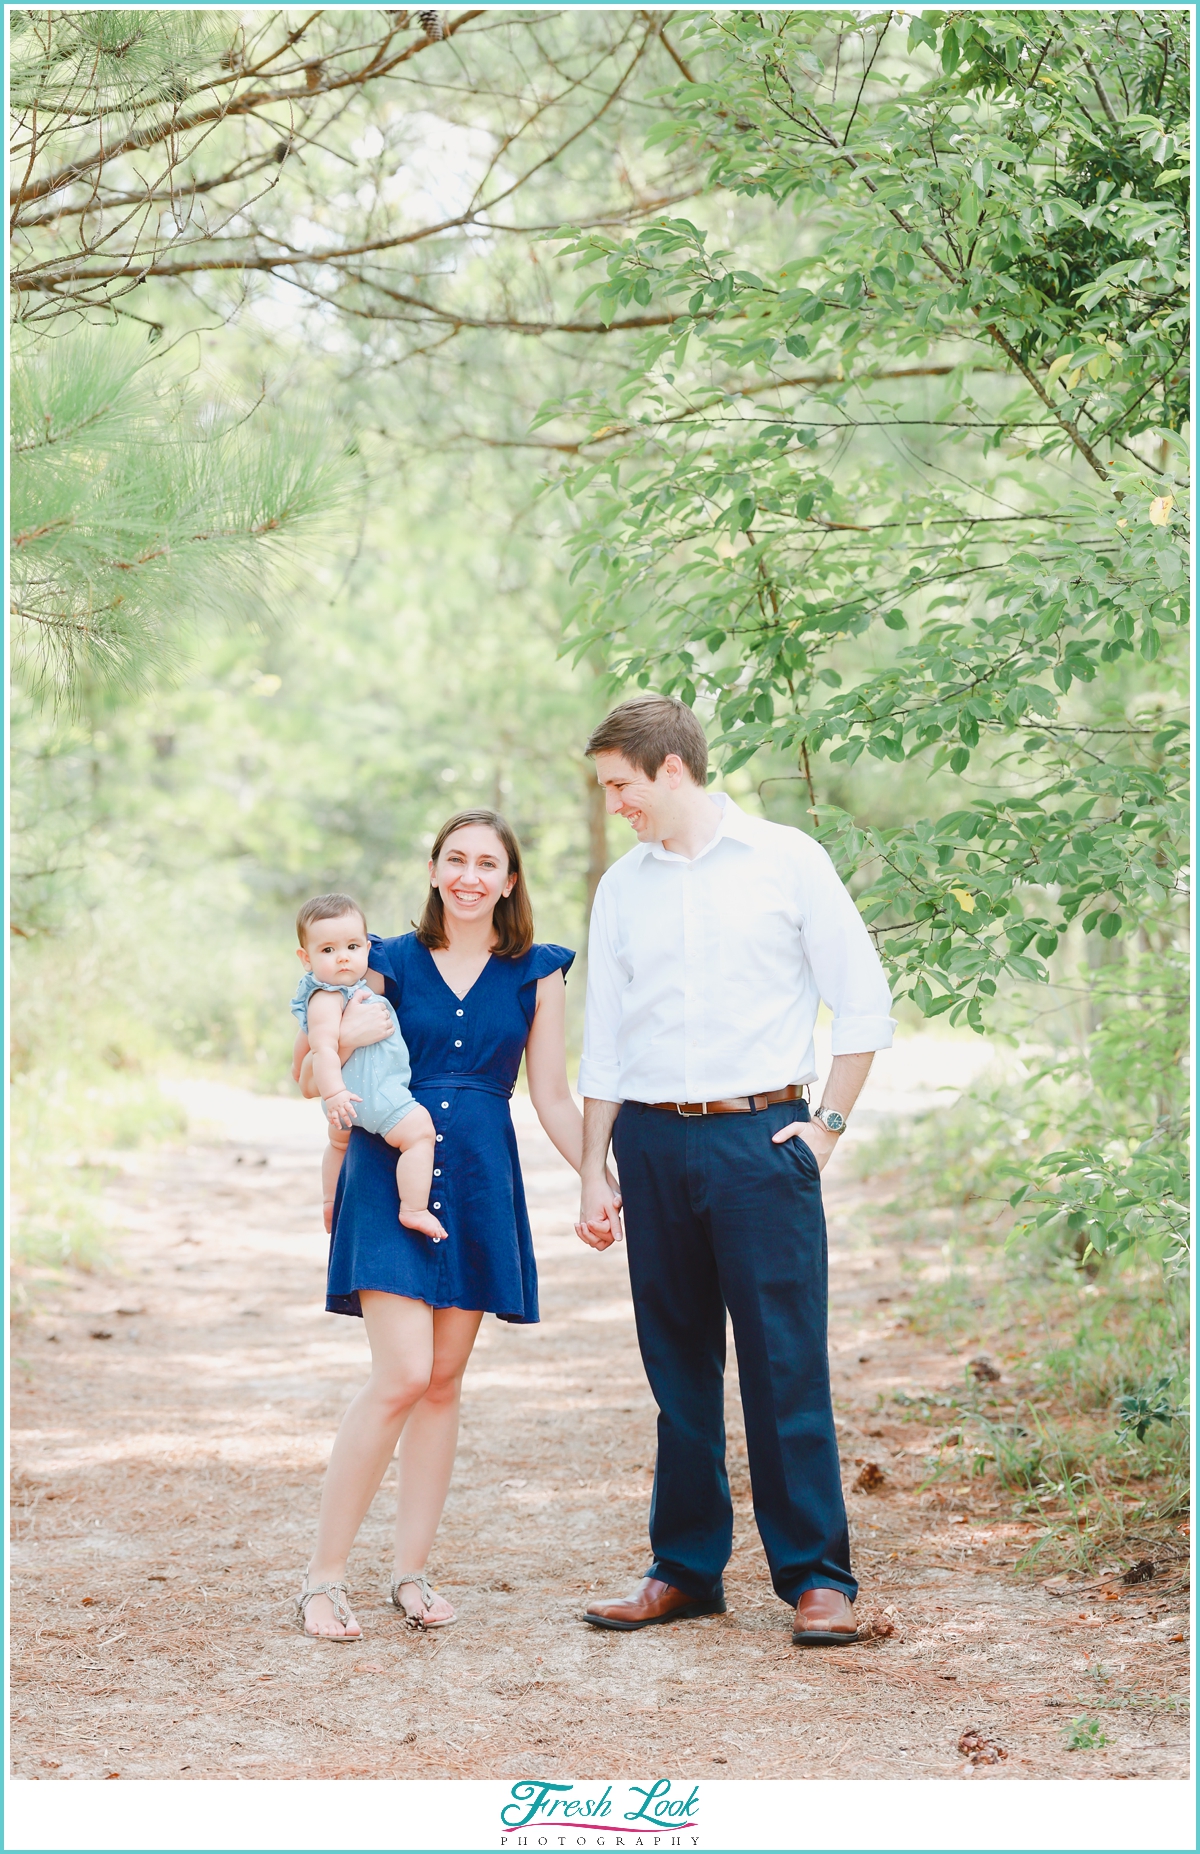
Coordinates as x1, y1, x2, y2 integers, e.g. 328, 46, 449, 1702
820, 1109, 846, 1132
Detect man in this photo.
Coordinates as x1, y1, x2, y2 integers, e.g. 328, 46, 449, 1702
575, 695, 895, 1646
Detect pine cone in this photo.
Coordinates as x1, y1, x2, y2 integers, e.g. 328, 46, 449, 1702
418, 9, 445, 39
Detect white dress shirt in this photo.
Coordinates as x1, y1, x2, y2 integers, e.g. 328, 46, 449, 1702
579, 794, 895, 1104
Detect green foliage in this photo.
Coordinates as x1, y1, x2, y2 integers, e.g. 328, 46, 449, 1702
537, 7, 1188, 1269
10, 1165, 112, 1276
9, 8, 233, 117
1016, 1134, 1189, 1277
1065, 1716, 1109, 1752
858, 1074, 1028, 1221
860, 1084, 1189, 1567
1117, 1376, 1182, 1444
543, 9, 1188, 997
10, 7, 696, 334
8, 412, 614, 1085
11, 330, 350, 712
1005, 943, 1189, 1273
6, 6, 1188, 1369
10, 940, 189, 1277
6, 13, 681, 1251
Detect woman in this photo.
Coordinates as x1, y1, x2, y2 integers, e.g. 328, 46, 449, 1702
292, 809, 603, 1641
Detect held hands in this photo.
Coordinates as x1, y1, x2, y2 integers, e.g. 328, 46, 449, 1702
771, 1118, 840, 1173
323, 1088, 363, 1131
575, 1172, 624, 1251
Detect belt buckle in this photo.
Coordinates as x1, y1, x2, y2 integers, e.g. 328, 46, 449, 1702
676, 1101, 706, 1117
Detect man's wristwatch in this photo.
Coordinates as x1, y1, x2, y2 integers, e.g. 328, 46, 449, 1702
812, 1106, 847, 1136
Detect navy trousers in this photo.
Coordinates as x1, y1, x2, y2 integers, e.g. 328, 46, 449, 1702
612, 1096, 855, 1608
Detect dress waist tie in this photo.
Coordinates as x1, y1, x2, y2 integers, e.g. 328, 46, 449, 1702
412, 1076, 514, 1099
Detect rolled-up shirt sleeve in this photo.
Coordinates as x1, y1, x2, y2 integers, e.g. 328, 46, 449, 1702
578, 877, 626, 1101
799, 842, 896, 1054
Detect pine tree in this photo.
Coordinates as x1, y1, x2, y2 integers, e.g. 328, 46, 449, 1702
11, 329, 348, 712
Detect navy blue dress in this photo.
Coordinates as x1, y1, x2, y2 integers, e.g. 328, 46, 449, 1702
326, 934, 575, 1323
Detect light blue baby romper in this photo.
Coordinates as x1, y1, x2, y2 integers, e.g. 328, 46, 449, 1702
290, 972, 419, 1137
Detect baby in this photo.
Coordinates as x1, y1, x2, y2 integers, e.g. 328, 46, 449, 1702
290, 893, 446, 1244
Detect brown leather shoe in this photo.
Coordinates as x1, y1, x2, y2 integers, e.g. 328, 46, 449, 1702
792, 1586, 860, 1646
584, 1576, 725, 1632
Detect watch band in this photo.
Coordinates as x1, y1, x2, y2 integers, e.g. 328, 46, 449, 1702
813, 1106, 847, 1135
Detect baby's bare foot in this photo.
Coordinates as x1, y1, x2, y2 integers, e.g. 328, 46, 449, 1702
323, 1200, 335, 1236
399, 1204, 448, 1243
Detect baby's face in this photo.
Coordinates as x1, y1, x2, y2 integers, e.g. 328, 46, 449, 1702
298, 914, 370, 987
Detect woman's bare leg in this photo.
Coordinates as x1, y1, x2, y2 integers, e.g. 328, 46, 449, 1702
393, 1306, 484, 1621
302, 1292, 434, 1638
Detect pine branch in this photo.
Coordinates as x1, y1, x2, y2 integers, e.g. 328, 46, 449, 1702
9, 11, 487, 210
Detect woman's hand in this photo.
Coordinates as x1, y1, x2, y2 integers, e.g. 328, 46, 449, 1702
576, 1173, 623, 1250
338, 987, 394, 1059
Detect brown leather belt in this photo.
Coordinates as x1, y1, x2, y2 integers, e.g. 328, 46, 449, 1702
646, 1084, 808, 1118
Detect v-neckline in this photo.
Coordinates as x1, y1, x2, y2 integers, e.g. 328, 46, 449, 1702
423, 941, 494, 1004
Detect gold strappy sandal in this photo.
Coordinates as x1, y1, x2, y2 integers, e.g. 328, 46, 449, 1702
391, 1572, 456, 1629
297, 1579, 362, 1641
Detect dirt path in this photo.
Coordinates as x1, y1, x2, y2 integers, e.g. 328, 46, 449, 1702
11, 1086, 1189, 1782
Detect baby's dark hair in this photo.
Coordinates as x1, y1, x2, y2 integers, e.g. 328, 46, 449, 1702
296, 893, 367, 946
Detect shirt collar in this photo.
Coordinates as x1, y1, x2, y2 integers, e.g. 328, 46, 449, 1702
645, 792, 754, 864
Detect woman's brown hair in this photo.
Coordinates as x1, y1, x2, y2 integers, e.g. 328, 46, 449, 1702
414, 810, 535, 959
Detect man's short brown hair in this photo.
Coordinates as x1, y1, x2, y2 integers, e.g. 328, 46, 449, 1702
584, 695, 709, 786
296, 893, 366, 946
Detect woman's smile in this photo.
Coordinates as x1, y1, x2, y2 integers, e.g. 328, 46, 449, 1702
430, 822, 517, 925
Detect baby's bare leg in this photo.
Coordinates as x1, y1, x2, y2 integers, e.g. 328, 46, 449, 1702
385, 1106, 446, 1242
323, 1125, 351, 1234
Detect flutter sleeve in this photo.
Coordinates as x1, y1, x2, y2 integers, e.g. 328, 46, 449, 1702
290, 969, 319, 1030
516, 942, 576, 1026
367, 932, 407, 1011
